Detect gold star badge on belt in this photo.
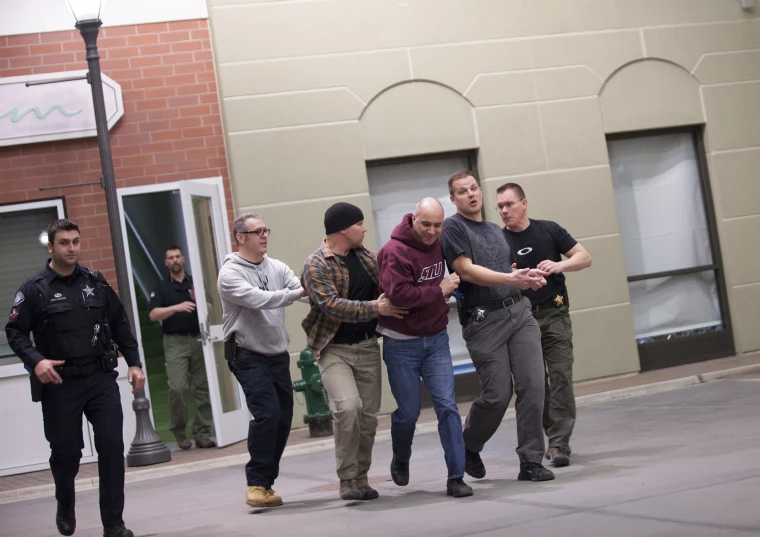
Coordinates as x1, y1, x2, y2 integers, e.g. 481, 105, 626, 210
553, 294, 564, 307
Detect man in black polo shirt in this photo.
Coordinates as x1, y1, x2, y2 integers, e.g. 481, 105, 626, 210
149, 245, 215, 449
497, 183, 592, 468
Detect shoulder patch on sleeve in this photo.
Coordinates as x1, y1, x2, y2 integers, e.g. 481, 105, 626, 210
89, 269, 109, 284
13, 291, 24, 306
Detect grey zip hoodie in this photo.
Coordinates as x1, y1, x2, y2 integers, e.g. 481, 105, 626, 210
217, 253, 302, 356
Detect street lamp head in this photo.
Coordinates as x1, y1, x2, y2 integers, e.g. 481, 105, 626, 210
65, 0, 106, 24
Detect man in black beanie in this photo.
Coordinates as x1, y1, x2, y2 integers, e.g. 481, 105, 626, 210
302, 202, 407, 501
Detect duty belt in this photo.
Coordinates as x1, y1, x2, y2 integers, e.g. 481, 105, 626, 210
55, 356, 103, 378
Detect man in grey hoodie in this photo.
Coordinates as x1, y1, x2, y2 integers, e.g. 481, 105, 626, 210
217, 213, 305, 509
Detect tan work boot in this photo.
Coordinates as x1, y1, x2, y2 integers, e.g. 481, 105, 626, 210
173, 432, 191, 450
246, 486, 269, 507
339, 479, 361, 500
265, 489, 283, 506
355, 478, 379, 500
546, 447, 570, 468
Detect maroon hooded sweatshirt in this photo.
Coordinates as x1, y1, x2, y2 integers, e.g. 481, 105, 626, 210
377, 213, 450, 337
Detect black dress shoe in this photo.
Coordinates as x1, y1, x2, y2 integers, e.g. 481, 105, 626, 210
56, 500, 75, 536
446, 478, 474, 498
518, 462, 555, 482
465, 449, 486, 479
103, 524, 135, 537
390, 455, 409, 486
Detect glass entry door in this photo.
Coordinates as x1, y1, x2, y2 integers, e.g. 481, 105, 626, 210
179, 180, 249, 446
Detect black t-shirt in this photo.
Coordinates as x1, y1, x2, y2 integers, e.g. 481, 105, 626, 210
148, 273, 201, 335
440, 213, 519, 310
503, 219, 577, 306
333, 249, 378, 338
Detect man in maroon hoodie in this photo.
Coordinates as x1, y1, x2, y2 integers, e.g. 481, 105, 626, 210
377, 197, 473, 498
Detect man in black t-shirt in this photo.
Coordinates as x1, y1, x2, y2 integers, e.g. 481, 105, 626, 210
441, 171, 555, 483
149, 245, 214, 450
497, 183, 592, 468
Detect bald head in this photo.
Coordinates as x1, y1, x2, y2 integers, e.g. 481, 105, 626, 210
411, 197, 445, 246
415, 197, 444, 219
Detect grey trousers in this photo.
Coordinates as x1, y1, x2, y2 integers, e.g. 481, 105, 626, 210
461, 297, 546, 464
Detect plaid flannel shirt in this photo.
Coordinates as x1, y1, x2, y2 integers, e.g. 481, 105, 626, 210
301, 242, 380, 356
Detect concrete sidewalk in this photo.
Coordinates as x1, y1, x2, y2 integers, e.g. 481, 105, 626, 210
1, 352, 759, 504
4, 360, 760, 537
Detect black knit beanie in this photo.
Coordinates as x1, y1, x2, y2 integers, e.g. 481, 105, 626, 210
324, 202, 364, 235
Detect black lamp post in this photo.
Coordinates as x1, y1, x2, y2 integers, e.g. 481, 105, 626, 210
67, 0, 171, 466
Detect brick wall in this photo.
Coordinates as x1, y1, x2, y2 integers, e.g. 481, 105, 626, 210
0, 20, 233, 289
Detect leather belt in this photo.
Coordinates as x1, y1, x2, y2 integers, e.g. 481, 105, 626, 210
476, 295, 522, 313
331, 332, 375, 345
531, 292, 568, 313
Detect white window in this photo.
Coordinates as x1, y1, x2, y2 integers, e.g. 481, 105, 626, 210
367, 155, 472, 366
0, 200, 64, 366
608, 132, 724, 343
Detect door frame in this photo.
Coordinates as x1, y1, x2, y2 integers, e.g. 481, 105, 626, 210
116, 177, 231, 416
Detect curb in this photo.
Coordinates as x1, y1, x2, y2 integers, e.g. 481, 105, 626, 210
1, 362, 757, 505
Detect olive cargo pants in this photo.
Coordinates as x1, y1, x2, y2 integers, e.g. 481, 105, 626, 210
533, 304, 576, 452
164, 334, 213, 441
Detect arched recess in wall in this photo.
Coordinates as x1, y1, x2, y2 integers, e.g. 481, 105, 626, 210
599, 59, 704, 134
360, 81, 477, 161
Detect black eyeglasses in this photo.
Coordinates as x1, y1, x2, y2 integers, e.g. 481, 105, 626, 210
495, 199, 525, 211
238, 228, 271, 237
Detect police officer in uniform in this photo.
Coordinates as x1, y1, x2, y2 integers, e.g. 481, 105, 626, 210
5, 219, 144, 537
496, 183, 592, 468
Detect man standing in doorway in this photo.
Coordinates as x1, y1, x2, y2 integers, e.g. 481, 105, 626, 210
302, 202, 407, 501
148, 246, 215, 450
218, 214, 305, 508
440, 171, 555, 483
377, 198, 473, 498
497, 183, 592, 467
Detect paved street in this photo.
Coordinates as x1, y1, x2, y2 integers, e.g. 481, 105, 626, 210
3, 376, 760, 537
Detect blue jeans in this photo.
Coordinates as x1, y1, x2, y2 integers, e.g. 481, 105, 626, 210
383, 330, 465, 479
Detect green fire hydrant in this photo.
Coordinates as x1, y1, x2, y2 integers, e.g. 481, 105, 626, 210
293, 348, 334, 438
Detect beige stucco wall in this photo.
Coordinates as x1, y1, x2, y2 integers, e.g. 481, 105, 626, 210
207, 0, 760, 420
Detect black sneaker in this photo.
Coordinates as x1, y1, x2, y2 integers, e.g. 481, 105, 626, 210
518, 462, 555, 482
390, 455, 409, 486
103, 524, 135, 537
465, 449, 486, 479
446, 478, 474, 498
56, 501, 75, 536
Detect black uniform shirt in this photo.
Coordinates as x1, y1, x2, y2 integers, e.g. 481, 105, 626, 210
333, 250, 378, 338
503, 219, 578, 306
148, 273, 200, 335
5, 262, 141, 370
